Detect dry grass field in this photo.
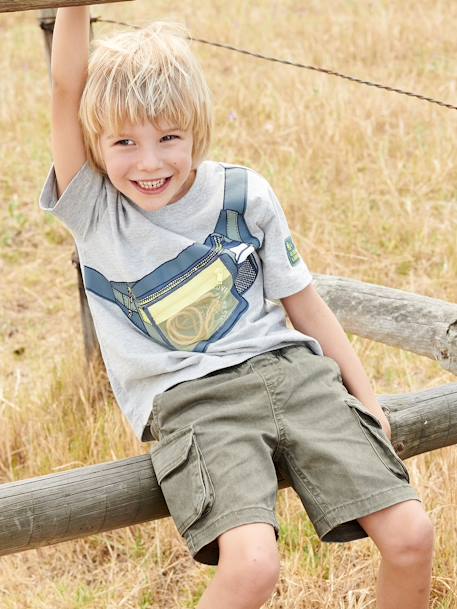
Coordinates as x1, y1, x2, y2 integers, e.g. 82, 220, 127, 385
1, 0, 457, 607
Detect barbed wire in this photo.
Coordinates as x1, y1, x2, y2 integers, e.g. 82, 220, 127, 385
40, 16, 457, 112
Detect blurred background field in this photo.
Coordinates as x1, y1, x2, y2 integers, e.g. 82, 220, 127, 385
1, 0, 457, 607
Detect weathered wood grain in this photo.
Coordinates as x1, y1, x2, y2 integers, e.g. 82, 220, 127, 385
1, 0, 132, 13
314, 274, 457, 375
380, 384, 457, 459
1, 384, 455, 556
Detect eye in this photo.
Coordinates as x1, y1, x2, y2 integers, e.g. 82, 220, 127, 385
160, 134, 179, 142
115, 139, 135, 146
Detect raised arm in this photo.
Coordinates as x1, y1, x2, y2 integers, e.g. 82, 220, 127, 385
51, 6, 90, 199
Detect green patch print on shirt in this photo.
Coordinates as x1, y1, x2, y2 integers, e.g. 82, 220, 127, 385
285, 236, 300, 266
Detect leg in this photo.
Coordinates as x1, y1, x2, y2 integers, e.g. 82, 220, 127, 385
358, 500, 434, 609
196, 523, 280, 609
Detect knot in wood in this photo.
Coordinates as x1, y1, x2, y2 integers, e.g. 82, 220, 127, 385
381, 405, 391, 418
393, 441, 405, 455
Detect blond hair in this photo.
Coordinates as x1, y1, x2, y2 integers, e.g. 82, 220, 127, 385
79, 22, 212, 173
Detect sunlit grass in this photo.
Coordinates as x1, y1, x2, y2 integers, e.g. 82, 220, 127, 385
1, 0, 456, 607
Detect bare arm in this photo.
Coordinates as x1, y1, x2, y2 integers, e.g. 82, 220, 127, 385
281, 283, 391, 438
51, 6, 90, 198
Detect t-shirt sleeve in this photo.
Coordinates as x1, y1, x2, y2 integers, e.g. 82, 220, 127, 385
39, 162, 107, 241
255, 178, 313, 300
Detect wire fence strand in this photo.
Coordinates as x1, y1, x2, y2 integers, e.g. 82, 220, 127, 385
40, 16, 457, 112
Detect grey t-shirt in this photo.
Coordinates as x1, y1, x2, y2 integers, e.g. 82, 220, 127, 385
40, 160, 323, 441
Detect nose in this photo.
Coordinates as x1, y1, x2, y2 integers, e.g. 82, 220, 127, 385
136, 145, 164, 173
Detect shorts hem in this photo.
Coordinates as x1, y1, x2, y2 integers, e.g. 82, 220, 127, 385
316, 484, 421, 543
185, 507, 279, 566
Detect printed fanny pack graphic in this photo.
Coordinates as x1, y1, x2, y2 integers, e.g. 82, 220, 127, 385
84, 167, 260, 352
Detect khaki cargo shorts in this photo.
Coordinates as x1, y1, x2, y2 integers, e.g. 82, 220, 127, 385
149, 344, 420, 565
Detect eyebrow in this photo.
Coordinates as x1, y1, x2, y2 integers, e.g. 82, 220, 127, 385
106, 126, 182, 140
106, 133, 130, 141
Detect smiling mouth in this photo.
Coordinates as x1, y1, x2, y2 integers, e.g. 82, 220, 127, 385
131, 177, 171, 193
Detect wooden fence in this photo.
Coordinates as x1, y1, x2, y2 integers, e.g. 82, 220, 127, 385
1, 0, 456, 558
0, 275, 455, 557
0, 380, 456, 557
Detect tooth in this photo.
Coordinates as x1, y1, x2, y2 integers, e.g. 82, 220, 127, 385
138, 178, 165, 189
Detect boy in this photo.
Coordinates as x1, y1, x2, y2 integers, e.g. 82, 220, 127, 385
40, 6, 433, 609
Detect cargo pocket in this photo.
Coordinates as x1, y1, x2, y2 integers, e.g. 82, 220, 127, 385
345, 396, 410, 483
150, 426, 215, 535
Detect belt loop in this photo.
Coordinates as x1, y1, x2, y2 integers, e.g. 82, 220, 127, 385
277, 347, 285, 358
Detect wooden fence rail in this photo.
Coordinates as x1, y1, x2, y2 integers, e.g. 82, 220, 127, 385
0, 382, 456, 557
0, 0, 131, 12
314, 275, 457, 375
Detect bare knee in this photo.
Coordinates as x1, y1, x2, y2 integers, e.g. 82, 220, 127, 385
218, 551, 280, 605
381, 512, 434, 568
217, 524, 280, 606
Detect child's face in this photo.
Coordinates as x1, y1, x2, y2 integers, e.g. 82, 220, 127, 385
99, 119, 195, 211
